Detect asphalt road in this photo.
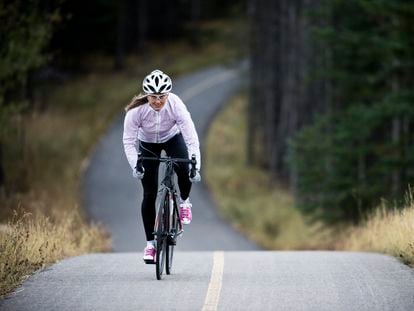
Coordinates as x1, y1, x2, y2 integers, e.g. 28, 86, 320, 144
2, 65, 414, 311
2, 252, 414, 310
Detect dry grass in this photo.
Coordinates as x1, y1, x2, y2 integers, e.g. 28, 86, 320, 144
0, 209, 110, 297
205, 94, 333, 250
338, 199, 414, 266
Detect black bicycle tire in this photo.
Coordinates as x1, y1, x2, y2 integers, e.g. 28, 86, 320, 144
166, 196, 178, 274
156, 192, 168, 280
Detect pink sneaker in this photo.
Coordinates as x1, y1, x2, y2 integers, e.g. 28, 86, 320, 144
143, 245, 156, 263
180, 198, 192, 225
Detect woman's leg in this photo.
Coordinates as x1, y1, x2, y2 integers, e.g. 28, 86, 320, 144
139, 142, 161, 241
164, 134, 192, 200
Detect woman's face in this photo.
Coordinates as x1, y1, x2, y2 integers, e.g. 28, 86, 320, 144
147, 93, 169, 111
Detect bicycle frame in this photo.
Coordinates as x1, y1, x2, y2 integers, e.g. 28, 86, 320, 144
139, 155, 193, 235
154, 164, 183, 242
136, 152, 196, 279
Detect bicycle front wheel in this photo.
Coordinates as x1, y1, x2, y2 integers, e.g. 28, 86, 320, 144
166, 195, 179, 275
156, 191, 168, 280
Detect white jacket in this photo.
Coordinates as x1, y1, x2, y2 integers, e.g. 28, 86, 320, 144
123, 93, 201, 171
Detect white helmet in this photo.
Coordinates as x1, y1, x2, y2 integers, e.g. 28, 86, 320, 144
142, 69, 172, 94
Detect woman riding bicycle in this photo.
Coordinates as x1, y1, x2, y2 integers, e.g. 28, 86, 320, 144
123, 69, 201, 262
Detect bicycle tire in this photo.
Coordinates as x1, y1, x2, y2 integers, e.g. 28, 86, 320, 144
166, 195, 179, 274
156, 191, 168, 280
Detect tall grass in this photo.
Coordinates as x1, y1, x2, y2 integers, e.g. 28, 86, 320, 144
0, 209, 109, 297
338, 199, 414, 266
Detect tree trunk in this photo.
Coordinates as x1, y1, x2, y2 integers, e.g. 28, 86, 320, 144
0, 142, 4, 189
246, 0, 257, 165
392, 116, 401, 196
266, 0, 281, 181
190, 0, 201, 46
137, 0, 148, 50
391, 58, 401, 197
115, 0, 127, 70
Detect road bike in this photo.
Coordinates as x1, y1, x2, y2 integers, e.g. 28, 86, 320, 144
136, 152, 197, 280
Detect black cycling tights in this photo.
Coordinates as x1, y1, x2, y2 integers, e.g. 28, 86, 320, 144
139, 133, 192, 241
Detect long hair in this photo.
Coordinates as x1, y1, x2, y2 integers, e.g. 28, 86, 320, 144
125, 94, 148, 112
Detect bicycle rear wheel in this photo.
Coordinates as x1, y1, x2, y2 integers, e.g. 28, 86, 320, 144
155, 192, 168, 280
166, 195, 179, 275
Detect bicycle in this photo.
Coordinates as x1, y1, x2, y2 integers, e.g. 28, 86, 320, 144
136, 152, 197, 280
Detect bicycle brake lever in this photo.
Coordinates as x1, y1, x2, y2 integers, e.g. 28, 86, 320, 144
190, 154, 197, 178
136, 152, 144, 173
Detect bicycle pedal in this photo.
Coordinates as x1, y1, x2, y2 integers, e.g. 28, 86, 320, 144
143, 259, 156, 265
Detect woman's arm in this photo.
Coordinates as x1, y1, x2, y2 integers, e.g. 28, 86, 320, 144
123, 109, 140, 171
172, 94, 201, 170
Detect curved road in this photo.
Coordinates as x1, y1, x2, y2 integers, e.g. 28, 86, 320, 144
1, 66, 414, 311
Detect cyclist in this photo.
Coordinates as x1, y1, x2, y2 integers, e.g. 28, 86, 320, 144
123, 69, 201, 262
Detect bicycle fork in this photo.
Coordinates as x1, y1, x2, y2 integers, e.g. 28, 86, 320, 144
168, 192, 183, 245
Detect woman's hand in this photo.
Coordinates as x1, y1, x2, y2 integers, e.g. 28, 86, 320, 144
189, 170, 201, 183
133, 167, 145, 179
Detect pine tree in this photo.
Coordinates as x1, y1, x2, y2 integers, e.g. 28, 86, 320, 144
289, 0, 414, 224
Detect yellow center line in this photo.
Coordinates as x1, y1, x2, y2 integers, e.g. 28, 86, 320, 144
202, 251, 225, 311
